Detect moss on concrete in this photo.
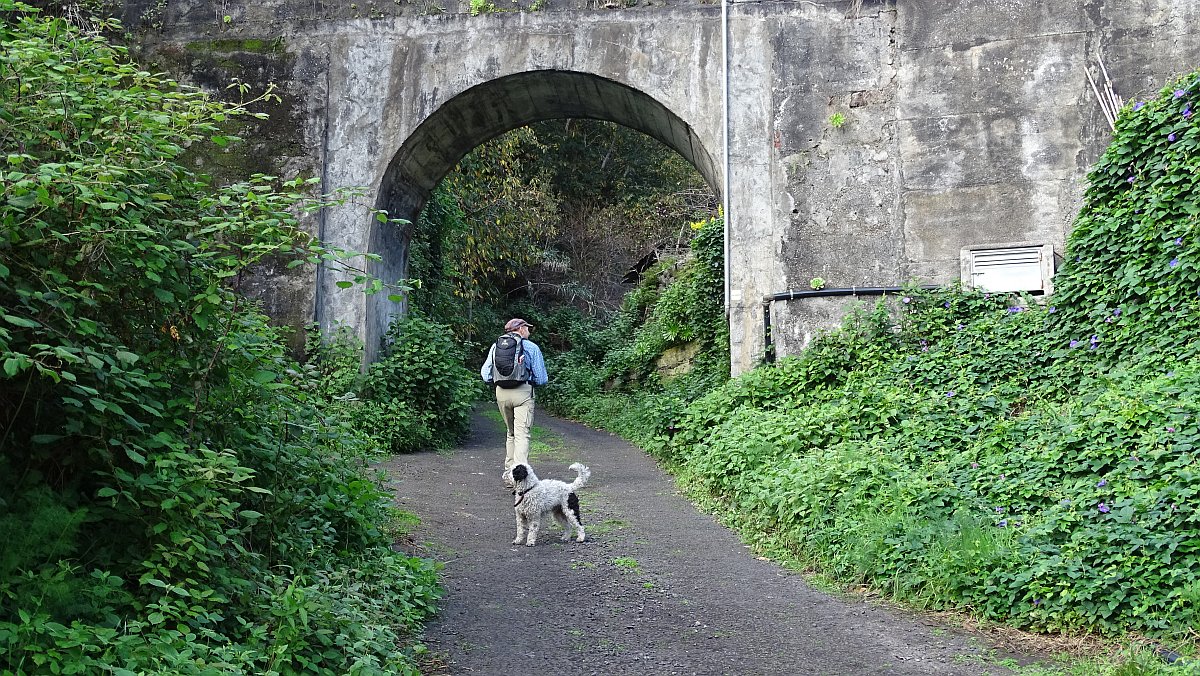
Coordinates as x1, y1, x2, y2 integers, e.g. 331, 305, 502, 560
184, 38, 286, 54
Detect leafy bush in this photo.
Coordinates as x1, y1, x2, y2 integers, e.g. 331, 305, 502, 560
364, 314, 478, 452
542, 216, 729, 445
0, 5, 440, 672
303, 324, 448, 456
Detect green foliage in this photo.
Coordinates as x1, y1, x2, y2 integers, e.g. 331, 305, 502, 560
364, 314, 478, 452
469, 0, 498, 15
594, 217, 727, 384
529, 119, 716, 310
530, 119, 708, 217
0, 5, 439, 672
410, 118, 717, 352
542, 216, 729, 445
407, 127, 557, 347
546, 70, 1200, 645
1049, 71, 1200, 367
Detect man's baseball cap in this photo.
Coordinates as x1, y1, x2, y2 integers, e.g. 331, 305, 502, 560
505, 318, 534, 331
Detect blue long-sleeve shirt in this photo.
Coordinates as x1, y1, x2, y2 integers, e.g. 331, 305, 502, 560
481, 337, 548, 386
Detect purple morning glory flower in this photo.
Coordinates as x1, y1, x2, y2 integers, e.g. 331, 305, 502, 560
999, 474, 1006, 480
1113, 308, 1121, 316
946, 391, 955, 397
1169, 133, 1177, 142
1185, 106, 1194, 119
1127, 176, 1136, 184
1171, 257, 1180, 268
1097, 479, 1107, 487
1176, 237, 1183, 245
998, 520, 1008, 527
1033, 599, 1041, 606
970, 462, 979, 469
902, 296, 911, 304
1090, 335, 1099, 345
1167, 426, 1176, 433
943, 301, 951, 308
1098, 503, 1110, 513
1175, 89, 1187, 98
995, 506, 1005, 513
1134, 101, 1145, 110
1048, 306, 1056, 313
1070, 339, 1080, 348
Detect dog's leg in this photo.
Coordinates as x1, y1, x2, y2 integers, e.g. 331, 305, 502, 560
564, 509, 585, 543
567, 493, 585, 542
556, 499, 585, 542
525, 516, 540, 546
553, 507, 571, 541
513, 513, 527, 546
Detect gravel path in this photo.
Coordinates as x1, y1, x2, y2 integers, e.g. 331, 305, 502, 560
382, 409, 1034, 675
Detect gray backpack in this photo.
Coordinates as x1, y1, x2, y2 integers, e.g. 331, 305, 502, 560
491, 332, 529, 388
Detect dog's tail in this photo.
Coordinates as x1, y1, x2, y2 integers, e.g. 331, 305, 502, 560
567, 462, 590, 491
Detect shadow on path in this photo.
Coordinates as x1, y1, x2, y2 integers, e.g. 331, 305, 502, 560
381, 409, 1031, 675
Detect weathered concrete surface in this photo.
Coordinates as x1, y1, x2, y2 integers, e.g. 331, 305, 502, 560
129, 0, 1200, 370
773, 0, 1200, 358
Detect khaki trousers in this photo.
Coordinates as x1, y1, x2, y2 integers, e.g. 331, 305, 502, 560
495, 383, 535, 470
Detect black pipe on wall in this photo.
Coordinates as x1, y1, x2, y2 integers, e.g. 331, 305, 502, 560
762, 285, 939, 363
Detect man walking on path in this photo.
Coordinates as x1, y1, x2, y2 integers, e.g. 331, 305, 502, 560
481, 318, 548, 479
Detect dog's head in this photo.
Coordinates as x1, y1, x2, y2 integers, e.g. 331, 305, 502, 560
510, 464, 530, 483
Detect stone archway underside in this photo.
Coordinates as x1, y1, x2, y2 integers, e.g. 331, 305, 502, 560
378, 69, 718, 226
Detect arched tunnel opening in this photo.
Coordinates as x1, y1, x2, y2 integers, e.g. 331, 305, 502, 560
362, 69, 722, 355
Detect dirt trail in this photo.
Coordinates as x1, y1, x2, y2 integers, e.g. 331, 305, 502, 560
382, 410, 1034, 675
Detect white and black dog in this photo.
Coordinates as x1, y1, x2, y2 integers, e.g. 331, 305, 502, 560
509, 462, 590, 546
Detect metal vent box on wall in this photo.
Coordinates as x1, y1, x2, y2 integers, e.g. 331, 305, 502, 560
960, 243, 1056, 295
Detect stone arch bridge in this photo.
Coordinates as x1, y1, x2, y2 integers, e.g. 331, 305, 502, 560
132, 0, 1200, 372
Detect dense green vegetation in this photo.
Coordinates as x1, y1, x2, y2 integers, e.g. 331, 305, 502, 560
546, 70, 1200, 655
407, 118, 715, 352
0, 4, 441, 672
304, 318, 477, 456
541, 215, 729, 433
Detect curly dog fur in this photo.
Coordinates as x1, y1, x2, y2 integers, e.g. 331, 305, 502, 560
509, 462, 590, 546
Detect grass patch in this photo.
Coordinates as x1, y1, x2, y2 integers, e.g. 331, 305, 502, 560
611, 557, 640, 572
